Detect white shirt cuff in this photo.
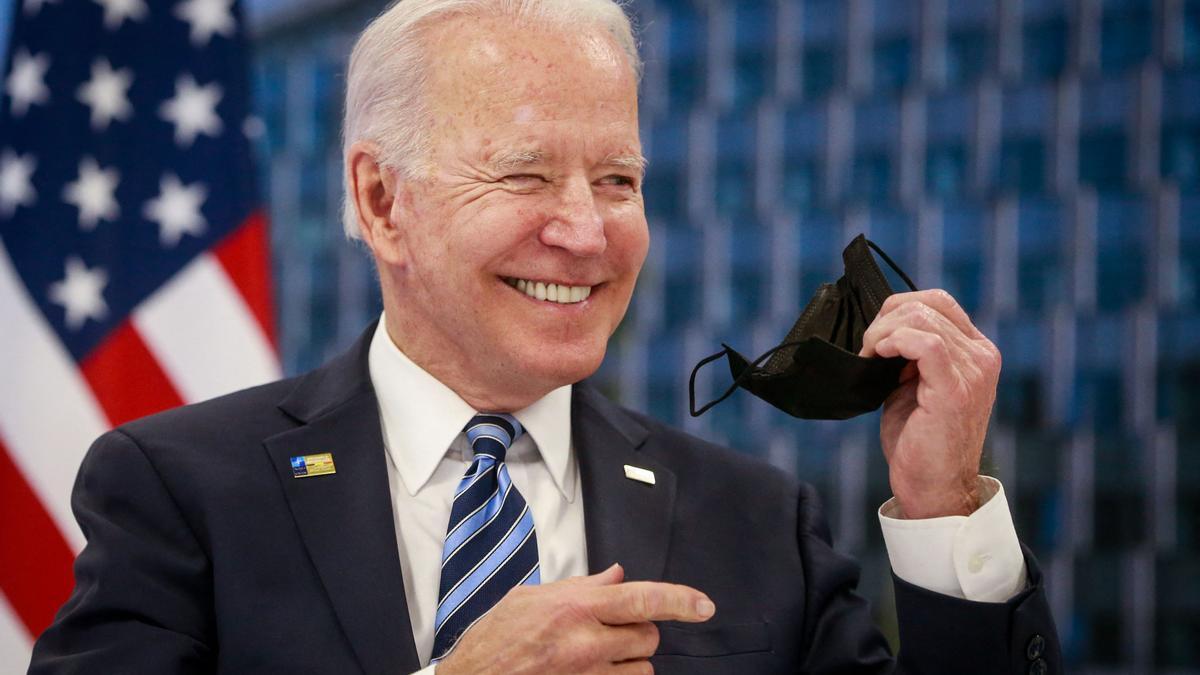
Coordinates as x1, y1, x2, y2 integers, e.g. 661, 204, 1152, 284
878, 476, 1027, 603
411, 665, 437, 674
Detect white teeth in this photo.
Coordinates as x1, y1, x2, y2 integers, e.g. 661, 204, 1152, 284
504, 277, 594, 304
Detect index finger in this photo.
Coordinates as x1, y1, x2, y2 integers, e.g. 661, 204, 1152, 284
589, 581, 715, 625
877, 289, 983, 340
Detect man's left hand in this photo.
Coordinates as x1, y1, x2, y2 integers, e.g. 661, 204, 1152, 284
859, 289, 1001, 519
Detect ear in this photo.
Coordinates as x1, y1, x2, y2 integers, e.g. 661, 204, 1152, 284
347, 140, 407, 266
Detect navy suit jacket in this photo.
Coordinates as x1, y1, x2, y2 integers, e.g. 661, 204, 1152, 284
31, 325, 1061, 673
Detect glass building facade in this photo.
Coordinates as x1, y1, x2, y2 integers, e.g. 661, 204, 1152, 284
248, 0, 1200, 670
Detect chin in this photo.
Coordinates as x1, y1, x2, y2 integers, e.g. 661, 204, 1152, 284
513, 340, 608, 390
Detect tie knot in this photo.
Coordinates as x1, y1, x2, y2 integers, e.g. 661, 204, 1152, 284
464, 413, 523, 463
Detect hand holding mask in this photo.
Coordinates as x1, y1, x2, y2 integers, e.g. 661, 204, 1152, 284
689, 234, 917, 420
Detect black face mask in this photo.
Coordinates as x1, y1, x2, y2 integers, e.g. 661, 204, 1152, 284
688, 234, 918, 420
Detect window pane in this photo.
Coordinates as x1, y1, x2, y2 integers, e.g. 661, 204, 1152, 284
1185, 0, 1200, 66
851, 151, 893, 203
310, 60, 341, 153
255, 61, 287, 150
1096, 196, 1148, 311
925, 144, 968, 199
730, 231, 767, 325
999, 137, 1047, 194
1093, 433, 1147, 550
1078, 130, 1127, 191
1074, 555, 1124, 666
299, 159, 327, 218
644, 165, 684, 219
1162, 125, 1200, 188
946, 26, 990, 85
732, 3, 774, 104
873, 37, 912, 93
942, 206, 985, 312
803, 46, 839, 99
1017, 201, 1066, 311
782, 158, 821, 211
1156, 555, 1200, 667
715, 163, 754, 218
1100, 6, 1153, 72
661, 229, 702, 328
1023, 16, 1068, 81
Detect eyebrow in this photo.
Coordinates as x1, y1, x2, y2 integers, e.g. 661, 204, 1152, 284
485, 149, 648, 176
601, 151, 649, 176
488, 149, 546, 173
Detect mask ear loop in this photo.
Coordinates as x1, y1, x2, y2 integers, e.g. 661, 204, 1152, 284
689, 340, 807, 417
865, 239, 918, 292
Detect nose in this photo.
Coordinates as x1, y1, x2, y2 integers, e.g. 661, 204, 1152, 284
538, 176, 607, 257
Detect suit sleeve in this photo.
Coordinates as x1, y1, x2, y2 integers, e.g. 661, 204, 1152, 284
794, 481, 1063, 674
28, 429, 215, 674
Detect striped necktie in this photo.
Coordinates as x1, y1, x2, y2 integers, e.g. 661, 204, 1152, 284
431, 413, 541, 662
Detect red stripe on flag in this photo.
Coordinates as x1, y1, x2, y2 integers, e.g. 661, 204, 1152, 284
0, 436, 75, 638
80, 321, 185, 427
213, 211, 277, 348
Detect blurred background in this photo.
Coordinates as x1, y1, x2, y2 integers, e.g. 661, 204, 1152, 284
2, 0, 1198, 672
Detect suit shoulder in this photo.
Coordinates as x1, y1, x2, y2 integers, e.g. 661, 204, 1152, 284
116, 375, 302, 446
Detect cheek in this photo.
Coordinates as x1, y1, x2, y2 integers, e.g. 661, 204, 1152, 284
608, 217, 650, 271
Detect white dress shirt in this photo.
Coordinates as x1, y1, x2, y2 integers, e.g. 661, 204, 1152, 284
366, 318, 1026, 673
368, 320, 587, 673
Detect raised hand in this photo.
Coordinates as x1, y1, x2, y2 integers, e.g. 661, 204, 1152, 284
859, 289, 1002, 519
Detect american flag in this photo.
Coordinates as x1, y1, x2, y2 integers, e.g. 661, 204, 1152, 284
0, 0, 279, 668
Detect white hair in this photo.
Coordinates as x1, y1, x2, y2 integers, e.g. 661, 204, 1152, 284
341, 0, 642, 239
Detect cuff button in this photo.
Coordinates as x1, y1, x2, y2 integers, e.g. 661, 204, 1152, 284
1028, 657, 1047, 675
1026, 634, 1046, 660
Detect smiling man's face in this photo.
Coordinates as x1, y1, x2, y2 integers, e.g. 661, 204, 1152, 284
374, 15, 648, 408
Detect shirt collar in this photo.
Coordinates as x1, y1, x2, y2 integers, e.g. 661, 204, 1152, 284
367, 317, 575, 500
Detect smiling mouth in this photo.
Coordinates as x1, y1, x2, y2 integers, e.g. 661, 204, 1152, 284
502, 277, 594, 304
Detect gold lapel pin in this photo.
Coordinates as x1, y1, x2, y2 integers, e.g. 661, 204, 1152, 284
623, 464, 655, 485
291, 453, 336, 478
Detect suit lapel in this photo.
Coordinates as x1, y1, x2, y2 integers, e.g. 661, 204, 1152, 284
573, 384, 676, 582
263, 327, 420, 674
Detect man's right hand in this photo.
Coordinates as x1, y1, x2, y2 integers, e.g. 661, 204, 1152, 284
436, 563, 715, 674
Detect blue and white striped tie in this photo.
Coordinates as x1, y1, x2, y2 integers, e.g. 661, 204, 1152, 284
431, 413, 540, 662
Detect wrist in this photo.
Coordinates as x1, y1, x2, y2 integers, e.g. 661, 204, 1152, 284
894, 477, 980, 519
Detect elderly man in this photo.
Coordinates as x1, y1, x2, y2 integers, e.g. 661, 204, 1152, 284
31, 0, 1060, 673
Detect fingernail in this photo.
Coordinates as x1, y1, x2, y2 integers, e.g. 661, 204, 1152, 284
696, 598, 715, 619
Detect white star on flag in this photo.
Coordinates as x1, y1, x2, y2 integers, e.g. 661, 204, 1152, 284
91, 0, 148, 30
174, 0, 236, 46
159, 74, 224, 147
143, 173, 208, 247
0, 148, 37, 216
48, 256, 109, 330
76, 58, 134, 130
5, 48, 51, 117
23, 0, 60, 16
63, 157, 121, 230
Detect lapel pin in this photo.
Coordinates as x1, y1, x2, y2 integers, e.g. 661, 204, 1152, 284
623, 464, 655, 485
291, 453, 336, 478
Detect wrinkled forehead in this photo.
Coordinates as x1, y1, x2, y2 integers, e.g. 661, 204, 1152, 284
420, 14, 640, 141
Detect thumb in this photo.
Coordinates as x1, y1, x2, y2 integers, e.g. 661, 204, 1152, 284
566, 563, 624, 587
